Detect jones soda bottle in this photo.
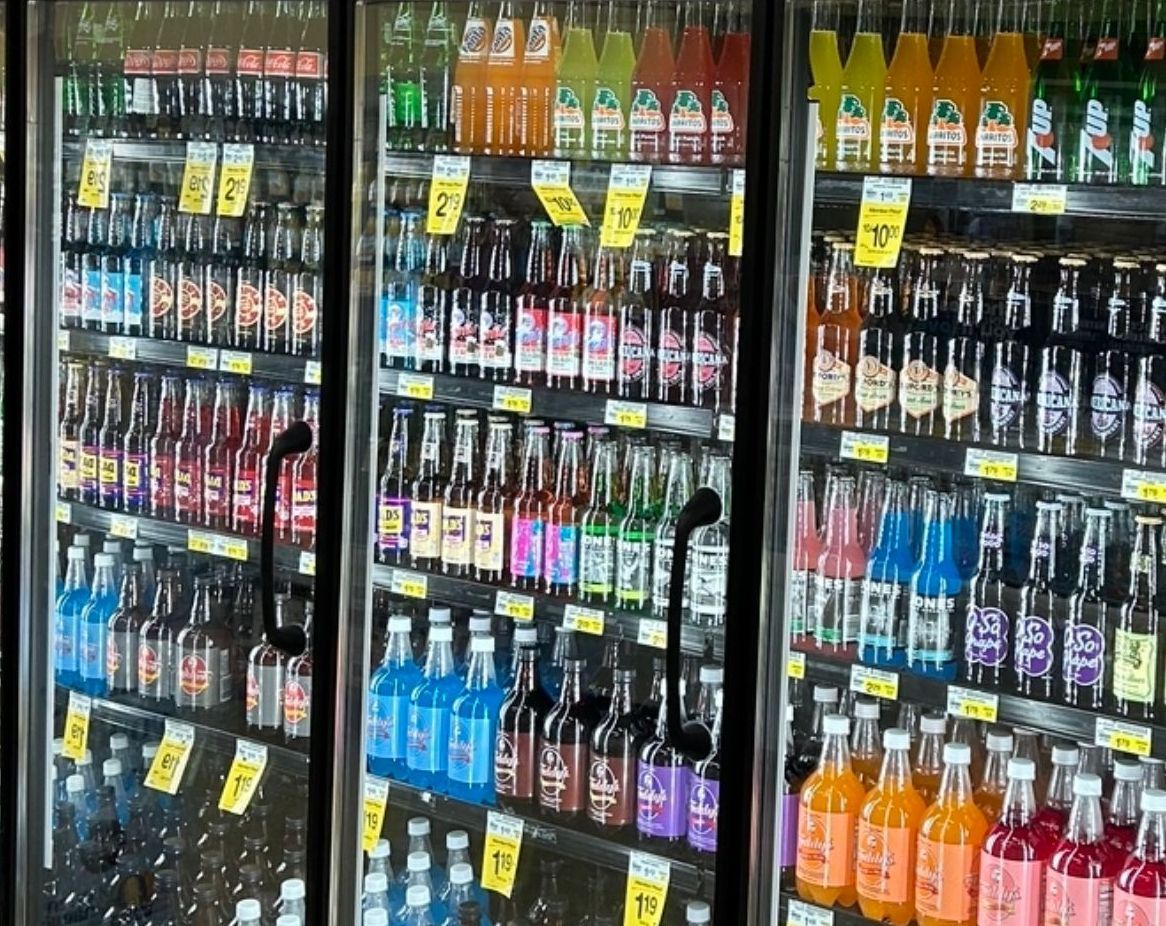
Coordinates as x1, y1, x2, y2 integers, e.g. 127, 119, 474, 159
1063, 507, 1112, 710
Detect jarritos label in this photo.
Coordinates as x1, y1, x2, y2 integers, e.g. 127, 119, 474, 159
554, 85, 586, 131
591, 87, 625, 131
710, 89, 733, 134
927, 98, 968, 165
879, 97, 915, 163
629, 87, 667, 134
836, 92, 872, 161
669, 89, 707, 135
975, 100, 1019, 168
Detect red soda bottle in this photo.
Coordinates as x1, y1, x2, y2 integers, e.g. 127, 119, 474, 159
449, 215, 487, 376
174, 378, 209, 524
291, 391, 319, 550
123, 1, 155, 140
176, 213, 208, 342
205, 213, 240, 347
690, 231, 729, 410
264, 203, 299, 354
629, 0, 674, 161
292, 204, 323, 357
203, 379, 242, 530
232, 384, 269, 536
656, 230, 692, 403
710, 0, 749, 165
293, 0, 327, 146
267, 387, 294, 542
148, 197, 179, 340
479, 218, 517, 381
546, 225, 588, 390
235, 201, 269, 350
668, 0, 714, 164
1044, 773, 1122, 925
149, 374, 182, 519
1034, 743, 1079, 843
1107, 759, 1146, 861
1114, 788, 1166, 923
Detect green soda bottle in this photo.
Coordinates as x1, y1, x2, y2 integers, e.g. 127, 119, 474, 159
578, 438, 622, 605
554, 0, 598, 157
384, 0, 423, 150
1077, 0, 1135, 183
591, 0, 636, 160
615, 444, 658, 611
1131, 0, 1166, 185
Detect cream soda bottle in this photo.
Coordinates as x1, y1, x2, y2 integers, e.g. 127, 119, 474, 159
553, 0, 597, 157
1044, 773, 1121, 926
519, 2, 560, 157
484, 1, 525, 155
915, 742, 990, 926
881, 0, 933, 173
1114, 787, 1166, 923
813, 474, 866, 659
590, 0, 635, 159
452, 1, 492, 153
791, 470, 822, 650
809, 0, 844, 169
835, 0, 886, 171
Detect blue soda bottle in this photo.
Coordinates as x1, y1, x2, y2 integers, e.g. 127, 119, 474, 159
78, 553, 118, 696
368, 615, 421, 781
953, 482, 981, 582
858, 479, 915, 668
396, 853, 445, 925
55, 544, 91, 688
407, 625, 459, 792
447, 636, 504, 805
906, 490, 963, 680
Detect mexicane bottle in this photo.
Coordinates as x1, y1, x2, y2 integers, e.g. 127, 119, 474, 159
1108, 759, 1145, 860
1115, 514, 1163, 721
813, 241, 861, 426
578, 438, 620, 604
963, 492, 1013, 688
835, 0, 885, 171
690, 451, 730, 626
452, 1, 491, 153
881, 0, 932, 174
1092, 258, 1136, 460
629, 0, 674, 161
1045, 773, 1120, 926
652, 450, 694, 618
616, 444, 657, 611
539, 656, 594, 820
442, 417, 477, 579
989, 253, 1036, 447
858, 480, 912, 668
1033, 743, 1079, 843
473, 419, 510, 584
590, 0, 634, 160
796, 714, 866, 908
1114, 787, 1166, 921
1078, 0, 1132, 183
407, 624, 460, 792
546, 225, 587, 389
792, 470, 822, 649
1037, 258, 1084, 456
914, 714, 947, 805
510, 424, 550, 589
1063, 507, 1112, 710
520, 2, 559, 158
814, 475, 864, 658
56, 546, 90, 688
554, 1, 597, 157
410, 410, 446, 572
668, 0, 714, 164
927, 0, 981, 177
448, 635, 503, 805
850, 700, 882, 790
484, 1, 524, 156
978, 757, 1052, 926
975, 0, 1029, 178
856, 727, 926, 925
79, 553, 119, 697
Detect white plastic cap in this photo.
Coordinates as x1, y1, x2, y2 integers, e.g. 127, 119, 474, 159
388, 616, 412, 634
921, 715, 947, 735
428, 606, 452, 624
515, 627, 538, 644
363, 872, 388, 894
944, 743, 972, 765
103, 540, 122, 553
142, 742, 159, 761
429, 626, 453, 643
52, 738, 63, 756
854, 700, 880, 720
986, 732, 1014, 752
1115, 760, 1145, 782
369, 839, 390, 860
470, 636, 495, 653
280, 878, 306, 901
407, 817, 430, 837
699, 665, 724, 684
109, 733, 129, 751
1074, 773, 1103, 797
406, 885, 431, 908
469, 616, 492, 633
66, 774, 84, 794
102, 759, 122, 778
813, 686, 839, 704
94, 553, 115, 568
235, 900, 262, 921
363, 912, 389, 926
1144, 789, 1166, 813
76, 751, 92, 767
687, 901, 712, 924
67, 546, 87, 561
276, 916, 302, 926
1051, 745, 1080, 766
449, 863, 473, 885
823, 714, 849, 736
446, 831, 469, 851
1008, 758, 1036, 781
75, 535, 91, 547
407, 851, 430, 872
884, 728, 910, 751
132, 546, 154, 562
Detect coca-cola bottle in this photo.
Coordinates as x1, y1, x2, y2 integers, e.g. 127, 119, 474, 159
59, 361, 84, 499
123, 1, 156, 139
149, 375, 182, 519
657, 230, 694, 404
235, 201, 269, 350
201, 0, 237, 140
496, 633, 552, 811
232, 385, 269, 536
264, 203, 299, 354
176, 0, 207, 139
691, 232, 729, 409
582, 245, 621, 395
514, 220, 555, 385
292, 204, 322, 357
234, 0, 267, 142
262, 0, 299, 143
376, 403, 413, 564
450, 216, 487, 375
617, 231, 657, 400
539, 656, 594, 821
294, 0, 327, 145
588, 667, 640, 834
246, 594, 287, 737
148, 197, 179, 340
107, 563, 146, 696
291, 392, 320, 550
203, 379, 242, 530
98, 368, 125, 511
547, 225, 588, 390
479, 219, 516, 380
206, 213, 240, 347
174, 575, 233, 715
138, 567, 179, 704
176, 214, 208, 342
123, 372, 151, 515
150, 1, 182, 138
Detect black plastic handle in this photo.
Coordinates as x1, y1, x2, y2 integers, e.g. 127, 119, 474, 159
665, 486, 723, 761
261, 420, 313, 656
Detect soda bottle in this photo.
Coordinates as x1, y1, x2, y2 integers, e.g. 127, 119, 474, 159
382, 209, 423, 368
449, 216, 487, 376
898, 246, 944, 435
1063, 507, 1112, 710
857, 480, 912, 667
289, 204, 324, 356
60, 194, 85, 330
173, 378, 206, 524
232, 385, 268, 536
175, 213, 207, 343
1114, 787, 1166, 922
98, 368, 124, 511
1107, 759, 1145, 859
510, 424, 550, 589
415, 233, 449, 372
284, 604, 313, 742
264, 203, 299, 354
291, 390, 320, 549
1025, 0, 1072, 179
905, 490, 962, 680
927, 0, 980, 176
616, 444, 657, 612
629, 0, 674, 161
578, 438, 619, 605
652, 450, 694, 618
473, 418, 511, 583
235, 201, 269, 351
962, 492, 1013, 687
554, 1, 597, 157
146, 374, 178, 519
407, 624, 460, 792
517, 2, 558, 157
123, 1, 155, 139
377, 404, 413, 563
985, 252, 1033, 446
410, 409, 447, 571
667, 0, 714, 163
514, 221, 554, 384
542, 225, 586, 389
834, 0, 885, 172
656, 230, 693, 404
581, 243, 620, 394
150, 1, 182, 139
943, 250, 987, 442
1136, 276, 1166, 466
1078, 0, 1133, 183
441, 416, 477, 578
245, 595, 287, 736
710, 0, 749, 164
880, 0, 931, 174
544, 430, 583, 597
201, 1, 237, 142
384, 1, 424, 151
1030, 743, 1078, 843
690, 451, 730, 626
1045, 773, 1120, 925
175, 1, 206, 139
81, 205, 107, 333
691, 232, 729, 409
1012, 499, 1063, 699
813, 474, 864, 658
587, 667, 640, 833
203, 380, 241, 530
848, 699, 882, 790
852, 267, 899, 428
1115, 514, 1163, 720
495, 631, 552, 810
122, 372, 150, 516
790, 470, 822, 650
484, 1, 524, 156
636, 672, 687, 844
77, 366, 104, 507
974, 0, 1028, 179
590, 0, 635, 160
78, 553, 118, 697
174, 575, 233, 715
1036, 258, 1085, 455
618, 231, 657, 399
135, 567, 176, 704
368, 615, 421, 780
452, 2, 492, 153
539, 656, 593, 820
1131, 0, 1166, 184
262, 0, 298, 143
55, 546, 90, 688
1090, 258, 1135, 458
294, 0, 327, 145
479, 218, 516, 379
198, 212, 236, 348
234, 0, 267, 142
59, 362, 84, 499
813, 241, 860, 424
102, 194, 129, 335
448, 635, 504, 804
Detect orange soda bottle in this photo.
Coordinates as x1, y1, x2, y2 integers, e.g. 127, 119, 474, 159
915, 742, 990, 926
629, 0, 674, 161
913, 713, 947, 804
881, 0, 933, 174
974, 0, 1031, 178
927, 0, 981, 176
813, 240, 862, 426
796, 713, 868, 908
519, 3, 561, 157
453, 1, 493, 152
857, 727, 928, 926
972, 730, 1013, 824
809, 0, 844, 169
485, 1, 525, 155
851, 700, 884, 791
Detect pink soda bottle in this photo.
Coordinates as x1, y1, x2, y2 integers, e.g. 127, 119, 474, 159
813, 474, 866, 661
1107, 759, 1146, 862
1033, 743, 1079, 844
977, 757, 1053, 926
791, 470, 822, 652
1044, 773, 1122, 926
1114, 788, 1166, 923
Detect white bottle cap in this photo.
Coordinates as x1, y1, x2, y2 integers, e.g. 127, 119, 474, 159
883, 728, 910, 751
813, 686, 839, 704
854, 700, 880, 720
449, 862, 473, 885
986, 732, 1014, 752
515, 627, 539, 645
1074, 773, 1103, 797
103, 540, 122, 554
1051, 745, 1080, 766
65, 774, 84, 795
1143, 788, 1166, 813
109, 733, 129, 751
687, 901, 712, 924
363, 911, 389, 926
1115, 760, 1145, 783
428, 606, 452, 624
102, 759, 122, 778
94, 553, 115, 568
429, 626, 453, 643
470, 636, 495, 653
446, 830, 469, 851
67, 546, 87, 561
407, 851, 430, 872
823, 714, 849, 736
699, 665, 724, 685
943, 743, 972, 765
132, 546, 154, 562
235, 900, 262, 921
52, 737, 63, 756
280, 878, 306, 901
363, 872, 388, 894
406, 885, 431, 908
75, 535, 91, 548
368, 839, 390, 860
1007, 758, 1036, 781
142, 742, 159, 762
1142, 757, 1164, 768
276, 916, 302, 926
76, 750, 92, 768
407, 817, 430, 837
388, 616, 412, 634
469, 616, 492, 633
920, 715, 947, 735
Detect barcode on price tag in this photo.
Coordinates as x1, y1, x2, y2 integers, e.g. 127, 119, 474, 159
62, 691, 92, 761
1097, 717, 1153, 757
495, 590, 534, 621
362, 776, 390, 852
854, 176, 911, 268
481, 811, 524, 897
850, 664, 899, 700
717, 414, 736, 443
219, 740, 268, 814
622, 852, 670, 926
56, 501, 73, 524
947, 685, 999, 723
108, 337, 137, 360
391, 569, 429, 599
787, 899, 834, 926
299, 551, 316, 576
1122, 469, 1166, 503
493, 385, 533, 415
964, 448, 1018, 482
787, 651, 806, 680
840, 431, 889, 464
637, 618, 667, 649
144, 720, 195, 795
563, 604, 605, 636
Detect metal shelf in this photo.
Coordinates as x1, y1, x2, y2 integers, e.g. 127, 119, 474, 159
56, 498, 317, 578
60, 329, 322, 388
379, 368, 728, 441
371, 564, 723, 660
61, 138, 326, 172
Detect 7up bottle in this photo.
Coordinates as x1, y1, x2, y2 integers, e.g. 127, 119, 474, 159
1131, 0, 1166, 185
1078, 0, 1133, 184
1026, 0, 1073, 180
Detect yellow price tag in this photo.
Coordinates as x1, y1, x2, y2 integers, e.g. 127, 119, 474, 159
604, 400, 648, 429
564, 605, 605, 636
840, 431, 889, 465
1123, 470, 1166, 503
219, 350, 253, 375
398, 373, 435, 401
1012, 183, 1067, 215
854, 176, 911, 269
481, 811, 524, 898
78, 140, 113, 209
186, 346, 219, 370
637, 618, 667, 649
178, 141, 218, 216
219, 739, 268, 814
108, 337, 137, 361
623, 852, 670, 926
391, 569, 429, 599
946, 685, 999, 724
427, 155, 472, 235
787, 651, 806, 680
300, 551, 317, 576
216, 143, 255, 218
493, 385, 533, 415
304, 361, 322, 386
1139, 482, 1166, 503
144, 720, 196, 795
965, 449, 1018, 483
850, 664, 899, 701
728, 169, 745, 258
362, 776, 391, 852
600, 165, 652, 248
56, 501, 72, 524
109, 515, 138, 540
222, 538, 249, 562
531, 161, 590, 227
62, 691, 92, 761
495, 591, 535, 622
1097, 718, 1153, 757
187, 530, 214, 554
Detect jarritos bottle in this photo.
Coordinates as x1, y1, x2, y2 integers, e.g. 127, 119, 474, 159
629, 0, 674, 162
1027, 0, 1073, 180
1113, 788, 1166, 924
538, 656, 594, 821
974, 0, 1029, 179
834, 0, 886, 172
1078, 0, 1133, 184
881, 0, 932, 174
915, 742, 989, 926
927, 0, 980, 177
590, 0, 635, 160
710, 0, 749, 165
1044, 773, 1121, 926
409, 409, 446, 572
553, 2, 597, 158
174, 575, 233, 716
667, 0, 714, 164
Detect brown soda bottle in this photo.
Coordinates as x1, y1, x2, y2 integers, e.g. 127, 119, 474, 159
201, 0, 238, 141
546, 225, 589, 390
495, 635, 553, 811
262, 0, 299, 144
150, 375, 181, 520
203, 379, 242, 530
123, 372, 152, 515
1115, 514, 1164, 720
267, 388, 294, 542
107, 563, 147, 696
284, 603, 313, 743
235, 0, 268, 142
656, 230, 694, 404
232, 384, 269, 536
98, 367, 125, 511
514, 220, 555, 386
898, 245, 945, 436
150, 1, 182, 138
205, 213, 240, 348
138, 567, 179, 704
148, 197, 179, 340
442, 414, 478, 577
176, 0, 207, 139
617, 231, 658, 400
544, 429, 585, 597
510, 424, 552, 590
174, 575, 234, 715
59, 361, 84, 499
264, 203, 300, 354
854, 265, 900, 430
479, 218, 517, 381
417, 233, 450, 373
582, 244, 621, 395
474, 418, 513, 583
176, 213, 208, 343
123, 1, 156, 140
410, 409, 447, 571
588, 667, 640, 834
235, 201, 269, 350
292, 204, 323, 357
245, 593, 288, 737
538, 656, 595, 821
691, 231, 729, 410
294, 0, 327, 145
450, 216, 488, 376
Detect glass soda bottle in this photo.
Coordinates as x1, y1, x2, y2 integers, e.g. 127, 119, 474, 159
520, 2, 559, 158
907, 491, 962, 680
416, 233, 449, 373
591, 0, 635, 160
629, 0, 674, 162
539, 656, 594, 821
451, 1, 491, 153
1044, 773, 1121, 926
926, 0, 980, 176
850, 700, 882, 790
711, 0, 749, 165
173, 575, 233, 716
449, 216, 486, 376
898, 247, 944, 436
963, 492, 1012, 687
791, 470, 822, 650
942, 250, 987, 443
1077, 0, 1133, 184
478, 218, 515, 379
441, 416, 477, 579
473, 418, 511, 584
1033, 743, 1079, 843
616, 444, 657, 612
495, 631, 552, 811
690, 452, 730, 627
510, 424, 550, 589
554, 1, 597, 157
1026, 0, 1073, 180
377, 404, 414, 563
854, 266, 900, 429
636, 672, 688, 844
546, 225, 588, 390
484, 1, 525, 157
668, 0, 714, 163
881, 0, 932, 174
859, 480, 913, 668
1063, 507, 1113, 710
578, 438, 620, 605
814, 474, 864, 658
834, 0, 885, 172
588, 667, 640, 833
514, 221, 554, 385
652, 450, 694, 618
410, 409, 446, 571
914, 714, 947, 805
1115, 514, 1163, 721
581, 243, 620, 394
544, 430, 584, 597
813, 241, 861, 425
1013, 500, 1063, 700
1131, 0, 1166, 186
1113, 787, 1166, 921
106, 563, 146, 696
974, 0, 1028, 178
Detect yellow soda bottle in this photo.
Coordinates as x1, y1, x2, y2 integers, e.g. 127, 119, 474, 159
912, 713, 946, 804
972, 729, 1013, 824
927, 0, 981, 176
591, 0, 636, 159
809, 0, 844, 169
857, 728, 927, 926
881, 0, 933, 174
974, 0, 1031, 178
835, 0, 886, 171
915, 742, 990, 926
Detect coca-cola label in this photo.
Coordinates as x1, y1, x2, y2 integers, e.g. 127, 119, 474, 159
177, 48, 202, 74
636, 760, 687, 838
292, 286, 318, 337
263, 49, 296, 78
151, 49, 179, 75
515, 303, 547, 372
1015, 614, 1056, 678
448, 715, 493, 786
284, 675, 311, 735
687, 773, 719, 852
295, 51, 324, 79
150, 274, 174, 319
265, 283, 290, 331
1064, 623, 1105, 687
588, 755, 634, 827
123, 49, 152, 76
965, 605, 1009, 668
582, 313, 617, 383
204, 47, 230, 75
178, 275, 203, 322
236, 280, 262, 329
236, 48, 264, 76
539, 742, 586, 812
495, 730, 537, 800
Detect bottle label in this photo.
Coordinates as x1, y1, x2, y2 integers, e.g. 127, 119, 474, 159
1015, 614, 1056, 678
686, 773, 719, 852
908, 592, 956, 664
416, 288, 444, 364
1044, 871, 1113, 925
205, 46, 230, 75
207, 277, 229, 326
859, 579, 903, 650
780, 793, 799, 869
814, 574, 861, 644
79, 620, 106, 682
510, 515, 544, 579
292, 286, 319, 339
80, 444, 99, 495
441, 506, 473, 566
284, 674, 311, 735
1134, 378, 1166, 450
407, 703, 448, 773
1131, 100, 1158, 181
124, 452, 147, 508
473, 511, 505, 574
544, 523, 579, 587
367, 691, 409, 760
979, 855, 1043, 924
539, 741, 586, 812
1149, 36, 1166, 60
1063, 622, 1105, 687
652, 536, 689, 612
1080, 98, 1116, 176
235, 47, 264, 76
629, 88, 667, 134
976, 100, 1019, 168
554, 84, 587, 131
916, 837, 976, 919
525, 17, 552, 59
582, 314, 617, 383
579, 531, 615, 596
1091, 373, 1127, 438
178, 273, 203, 325
245, 663, 283, 729
547, 307, 582, 377
658, 326, 687, 386
107, 630, 138, 691
291, 478, 316, 540
59, 440, 79, 491
495, 730, 537, 800
150, 270, 174, 321
619, 321, 650, 386
990, 362, 1026, 428
448, 714, 493, 785
592, 86, 626, 132
588, 754, 635, 827
55, 607, 77, 672
102, 270, 124, 327
836, 92, 872, 160
790, 569, 814, 636
636, 760, 687, 838
1114, 628, 1158, 704
233, 469, 259, 531
691, 542, 729, 622
943, 365, 979, 422
124, 48, 152, 75
176, 647, 230, 708
236, 279, 262, 332
1114, 887, 1166, 925
965, 605, 1009, 667
150, 453, 174, 508
410, 500, 442, 559
899, 359, 941, 418
1028, 97, 1060, 175
383, 293, 416, 360
204, 464, 229, 521
137, 639, 170, 698
515, 303, 547, 373
377, 496, 409, 553
61, 265, 82, 319
812, 349, 851, 408
856, 822, 911, 903
668, 88, 707, 137
175, 460, 201, 518
616, 534, 652, 607
854, 356, 896, 412
796, 808, 855, 888
880, 96, 916, 165
99, 449, 123, 507
710, 89, 734, 135
927, 99, 968, 167
1037, 370, 1074, 436
458, 16, 489, 60
480, 303, 513, 369
83, 268, 103, 325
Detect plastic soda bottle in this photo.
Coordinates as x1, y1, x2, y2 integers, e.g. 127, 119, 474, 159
553, 1, 597, 157
907, 491, 963, 680
1114, 787, 1166, 923
485, 1, 524, 155
56, 545, 90, 688
913, 714, 948, 805
448, 636, 504, 805
977, 757, 1053, 926
927, 0, 981, 176
407, 625, 461, 792
368, 615, 422, 781
668, 0, 715, 163
808, 0, 843, 169
452, 2, 492, 153
1107, 759, 1145, 860
859, 479, 914, 668
1033, 743, 1079, 843
796, 714, 866, 908
881, 0, 932, 174
791, 470, 822, 650
79, 553, 119, 697
813, 474, 865, 659
856, 727, 926, 925
850, 700, 883, 790
834, 0, 886, 171
974, 0, 1030, 178
629, 0, 674, 161
915, 742, 989, 926
590, 0, 635, 159
1044, 773, 1121, 925
973, 731, 1013, 824
520, 3, 560, 157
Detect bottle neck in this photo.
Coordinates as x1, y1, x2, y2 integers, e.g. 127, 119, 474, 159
424, 640, 454, 678
1047, 764, 1076, 811
1136, 809, 1166, 861
936, 762, 974, 806
1066, 794, 1105, 844
384, 628, 413, 667
877, 746, 912, 789
819, 731, 852, 775
999, 777, 1038, 826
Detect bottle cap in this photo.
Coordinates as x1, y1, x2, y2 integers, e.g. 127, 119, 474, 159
102, 759, 122, 778
823, 714, 849, 736
812, 686, 839, 704
1074, 773, 1103, 797
276, 916, 302, 926
235, 900, 262, 921
406, 885, 431, 907
368, 840, 390, 860
1035, 500, 1063, 512
686, 901, 712, 924
142, 742, 159, 762
428, 606, 452, 624
469, 616, 492, 633
515, 627, 538, 645
75, 535, 91, 548
943, 743, 972, 765
986, 732, 1014, 752
363, 912, 389, 926
446, 830, 469, 851
52, 738, 63, 756
103, 540, 122, 553
699, 665, 724, 684
388, 616, 412, 634
1144, 789, 1166, 813
363, 872, 388, 893
109, 733, 129, 752
785, 704, 795, 724
65, 774, 84, 794
132, 546, 154, 562
883, 728, 910, 751
470, 636, 495, 654
920, 715, 947, 735
407, 851, 430, 872
94, 553, 115, 568
407, 817, 430, 837
1051, 745, 1080, 766
1115, 760, 1145, 783
76, 750, 92, 768
449, 862, 473, 885
1143, 757, 1165, 768
1007, 758, 1036, 781
429, 626, 453, 643
280, 878, 306, 901
854, 700, 880, 720
67, 546, 87, 561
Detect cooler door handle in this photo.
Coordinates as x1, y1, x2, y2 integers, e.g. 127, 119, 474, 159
665, 486, 722, 762
261, 420, 313, 656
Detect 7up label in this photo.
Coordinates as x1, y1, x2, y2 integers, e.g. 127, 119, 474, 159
1131, 97, 1162, 185
1027, 96, 1062, 179
975, 100, 1019, 171
1079, 97, 1118, 181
